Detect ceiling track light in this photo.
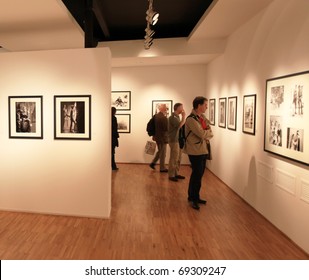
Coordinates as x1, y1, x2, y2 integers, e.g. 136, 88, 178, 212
144, 0, 159, 50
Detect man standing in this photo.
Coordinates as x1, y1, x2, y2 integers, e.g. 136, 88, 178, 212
168, 103, 186, 181
111, 107, 119, 170
149, 104, 168, 172
184, 96, 213, 210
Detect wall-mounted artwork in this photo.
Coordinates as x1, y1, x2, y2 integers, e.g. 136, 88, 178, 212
218, 97, 226, 128
264, 70, 309, 165
243, 94, 256, 135
227, 96, 237, 131
111, 91, 131, 110
8, 96, 43, 139
116, 114, 131, 133
54, 95, 91, 140
209, 98, 216, 125
152, 100, 173, 118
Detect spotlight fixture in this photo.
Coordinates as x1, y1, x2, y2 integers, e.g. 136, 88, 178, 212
144, 0, 159, 50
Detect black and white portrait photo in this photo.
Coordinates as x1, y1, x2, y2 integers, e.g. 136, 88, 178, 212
270, 85, 284, 109
269, 116, 283, 147
227, 96, 237, 130
209, 99, 215, 125
286, 128, 304, 152
243, 94, 256, 135
290, 84, 304, 117
54, 95, 91, 140
219, 97, 226, 128
9, 96, 43, 139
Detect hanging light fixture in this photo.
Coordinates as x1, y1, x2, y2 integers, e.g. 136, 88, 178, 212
144, 0, 159, 50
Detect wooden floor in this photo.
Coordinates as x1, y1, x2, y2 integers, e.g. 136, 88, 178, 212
0, 163, 308, 260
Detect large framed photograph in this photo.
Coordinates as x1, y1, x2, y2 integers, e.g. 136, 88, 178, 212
243, 94, 256, 135
8, 96, 43, 139
209, 98, 216, 125
227, 96, 237, 131
152, 100, 173, 118
264, 70, 309, 165
111, 91, 131, 110
54, 95, 91, 140
218, 97, 226, 128
116, 114, 131, 133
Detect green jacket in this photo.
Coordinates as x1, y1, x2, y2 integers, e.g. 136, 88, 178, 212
184, 110, 213, 155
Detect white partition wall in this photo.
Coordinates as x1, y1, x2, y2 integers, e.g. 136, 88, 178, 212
0, 48, 112, 218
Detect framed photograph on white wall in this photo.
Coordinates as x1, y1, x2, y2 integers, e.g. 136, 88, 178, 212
152, 100, 173, 118
264, 70, 309, 165
116, 114, 131, 133
8, 96, 43, 139
111, 91, 131, 110
243, 94, 256, 135
227, 96, 237, 131
218, 97, 226, 128
54, 95, 91, 140
209, 98, 216, 125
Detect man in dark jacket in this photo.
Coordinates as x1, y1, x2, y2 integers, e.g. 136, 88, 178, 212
112, 107, 119, 170
149, 104, 168, 172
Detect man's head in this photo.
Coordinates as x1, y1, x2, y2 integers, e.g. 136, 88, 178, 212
159, 103, 167, 114
174, 103, 183, 114
193, 96, 208, 114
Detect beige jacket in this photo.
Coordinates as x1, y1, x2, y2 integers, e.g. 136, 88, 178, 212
183, 110, 213, 155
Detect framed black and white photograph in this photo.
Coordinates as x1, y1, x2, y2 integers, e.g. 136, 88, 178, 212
152, 100, 173, 118
116, 114, 131, 133
264, 70, 309, 165
227, 96, 237, 131
54, 95, 91, 140
218, 97, 226, 128
8, 96, 43, 139
209, 98, 216, 125
243, 94, 256, 135
111, 91, 131, 110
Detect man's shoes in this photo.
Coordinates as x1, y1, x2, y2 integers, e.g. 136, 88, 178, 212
112, 167, 119, 171
169, 177, 178, 182
176, 175, 185, 179
191, 201, 200, 210
160, 169, 168, 173
149, 163, 156, 170
188, 198, 207, 204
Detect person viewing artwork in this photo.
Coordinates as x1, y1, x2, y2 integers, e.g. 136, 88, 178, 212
184, 96, 213, 210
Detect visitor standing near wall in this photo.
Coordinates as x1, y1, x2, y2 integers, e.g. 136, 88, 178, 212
112, 106, 119, 171
168, 103, 186, 181
149, 104, 168, 172
184, 96, 213, 210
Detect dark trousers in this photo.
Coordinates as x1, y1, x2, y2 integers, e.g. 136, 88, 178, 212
112, 145, 117, 169
188, 154, 207, 202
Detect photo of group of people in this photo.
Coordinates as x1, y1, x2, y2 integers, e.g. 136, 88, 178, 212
61, 102, 85, 134
16, 102, 36, 133
264, 71, 308, 165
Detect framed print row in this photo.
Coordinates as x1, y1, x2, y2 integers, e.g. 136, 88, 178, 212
8, 95, 91, 140
211, 95, 256, 134
264, 70, 309, 165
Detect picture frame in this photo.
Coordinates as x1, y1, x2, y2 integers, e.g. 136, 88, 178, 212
111, 91, 131, 110
152, 100, 173, 118
227, 96, 237, 131
243, 94, 256, 135
264, 70, 309, 165
218, 97, 226, 128
54, 95, 91, 140
209, 98, 216, 125
116, 114, 131, 133
8, 96, 43, 139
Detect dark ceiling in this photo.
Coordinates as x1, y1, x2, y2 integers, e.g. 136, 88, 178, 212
62, 0, 214, 46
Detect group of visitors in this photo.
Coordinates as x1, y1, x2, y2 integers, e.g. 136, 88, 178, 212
111, 96, 213, 210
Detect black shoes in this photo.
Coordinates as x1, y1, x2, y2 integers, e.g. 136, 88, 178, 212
169, 177, 178, 182
149, 163, 156, 170
160, 169, 168, 173
191, 201, 200, 210
188, 198, 207, 205
176, 175, 185, 179
112, 167, 119, 171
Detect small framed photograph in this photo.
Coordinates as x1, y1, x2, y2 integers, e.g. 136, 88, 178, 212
264, 70, 309, 165
218, 97, 226, 128
116, 114, 131, 133
227, 96, 237, 131
54, 95, 91, 140
152, 100, 173, 118
243, 94, 256, 135
111, 91, 131, 110
8, 96, 43, 139
209, 98, 216, 125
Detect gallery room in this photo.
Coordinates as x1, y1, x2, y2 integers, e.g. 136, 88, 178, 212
0, 0, 308, 260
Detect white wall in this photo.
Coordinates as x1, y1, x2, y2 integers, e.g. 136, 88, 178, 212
204, 0, 309, 253
112, 64, 207, 165
0, 48, 112, 218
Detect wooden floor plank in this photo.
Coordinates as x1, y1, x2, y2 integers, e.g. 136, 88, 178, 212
0, 163, 308, 260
